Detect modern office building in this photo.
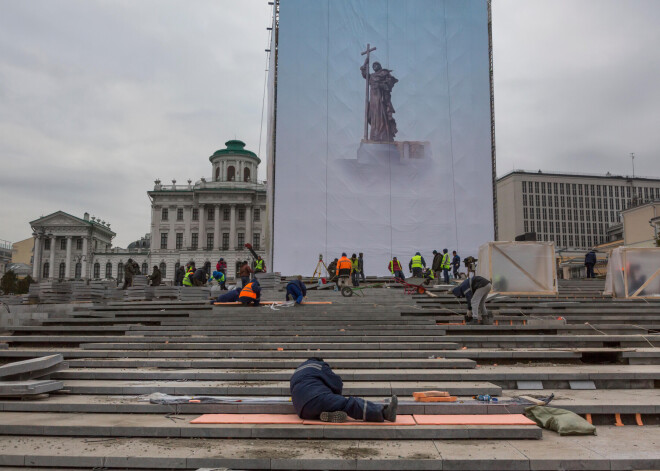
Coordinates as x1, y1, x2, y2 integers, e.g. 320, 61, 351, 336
497, 170, 660, 249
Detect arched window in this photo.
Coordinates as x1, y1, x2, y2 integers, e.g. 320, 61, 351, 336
244, 167, 251, 182
215, 167, 220, 181
159, 262, 167, 279
142, 262, 148, 274
59, 262, 66, 279
75, 262, 82, 279
117, 263, 124, 283
105, 262, 112, 279
227, 165, 235, 181
43, 262, 49, 279
94, 262, 100, 279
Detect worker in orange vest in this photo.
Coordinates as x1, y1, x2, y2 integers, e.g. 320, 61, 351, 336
238, 279, 261, 306
336, 253, 353, 279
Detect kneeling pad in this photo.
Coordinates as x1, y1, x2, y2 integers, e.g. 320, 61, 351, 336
191, 413, 303, 424
413, 414, 537, 426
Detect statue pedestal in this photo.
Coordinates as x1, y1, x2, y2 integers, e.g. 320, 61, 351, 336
357, 140, 431, 164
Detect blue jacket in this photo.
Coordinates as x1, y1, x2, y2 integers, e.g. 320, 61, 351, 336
286, 279, 307, 296
452, 255, 461, 268
585, 251, 596, 265
452, 276, 490, 305
216, 288, 240, 303
290, 358, 343, 415
212, 271, 225, 282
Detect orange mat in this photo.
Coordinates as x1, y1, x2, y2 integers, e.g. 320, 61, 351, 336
413, 414, 537, 426
214, 301, 332, 305
413, 390, 449, 398
303, 415, 416, 426
190, 414, 303, 424
414, 396, 457, 402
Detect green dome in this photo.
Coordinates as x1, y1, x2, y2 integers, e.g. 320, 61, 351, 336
209, 140, 260, 163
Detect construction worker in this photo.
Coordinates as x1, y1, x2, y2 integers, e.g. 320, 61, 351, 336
211, 270, 226, 287
286, 275, 307, 304
388, 257, 405, 281
239, 261, 254, 288
585, 249, 597, 278
290, 357, 398, 423
358, 253, 365, 282
327, 258, 338, 282
409, 252, 426, 278
254, 255, 266, 273
182, 264, 195, 287
441, 248, 451, 284
350, 253, 360, 287
193, 267, 208, 286
238, 278, 261, 306
212, 287, 241, 304
452, 251, 461, 279
449, 275, 493, 325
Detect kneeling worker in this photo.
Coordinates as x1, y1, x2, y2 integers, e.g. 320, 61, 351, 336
290, 357, 398, 423
286, 275, 307, 304
212, 287, 242, 304
449, 275, 493, 325
238, 278, 261, 306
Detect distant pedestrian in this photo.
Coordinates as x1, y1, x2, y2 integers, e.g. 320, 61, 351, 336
148, 265, 162, 286
175, 265, 185, 286
358, 253, 365, 282
452, 251, 461, 279
122, 258, 135, 289
585, 250, 597, 278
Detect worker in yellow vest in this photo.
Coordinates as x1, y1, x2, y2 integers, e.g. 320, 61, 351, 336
254, 256, 266, 273
182, 264, 195, 287
350, 253, 360, 287
408, 252, 426, 278
441, 248, 451, 284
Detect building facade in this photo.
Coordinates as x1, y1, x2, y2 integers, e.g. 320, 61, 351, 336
0, 239, 11, 275
29, 212, 116, 281
144, 139, 266, 281
621, 201, 660, 247
497, 170, 660, 250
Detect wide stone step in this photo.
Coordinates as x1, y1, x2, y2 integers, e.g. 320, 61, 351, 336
59, 380, 501, 396
0, 412, 541, 440
0, 429, 658, 470
80, 342, 460, 351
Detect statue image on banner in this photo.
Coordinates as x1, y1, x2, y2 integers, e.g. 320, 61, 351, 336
357, 43, 430, 164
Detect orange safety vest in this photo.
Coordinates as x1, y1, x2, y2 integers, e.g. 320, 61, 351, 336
240, 282, 257, 299
336, 256, 352, 274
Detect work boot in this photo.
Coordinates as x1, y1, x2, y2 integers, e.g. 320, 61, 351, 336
464, 313, 472, 323
482, 314, 493, 326
382, 395, 398, 422
468, 319, 480, 325
320, 411, 347, 423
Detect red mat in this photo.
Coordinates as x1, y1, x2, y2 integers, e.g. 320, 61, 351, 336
303, 415, 416, 426
190, 413, 302, 424
413, 414, 537, 426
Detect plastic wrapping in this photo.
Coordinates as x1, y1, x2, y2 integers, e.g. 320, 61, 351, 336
604, 247, 660, 298
477, 242, 557, 294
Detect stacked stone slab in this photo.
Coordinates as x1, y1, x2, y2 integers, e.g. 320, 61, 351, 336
255, 271, 282, 289
153, 285, 180, 299
179, 286, 212, 301
38, 281, 72, 303
70, 281, 93, 302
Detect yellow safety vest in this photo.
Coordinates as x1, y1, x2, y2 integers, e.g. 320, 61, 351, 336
255, 259, 264, 270
182, 271, 193, 286
441, 253, 451, 270
411, 255, 423, 269
352, 259, 360, 272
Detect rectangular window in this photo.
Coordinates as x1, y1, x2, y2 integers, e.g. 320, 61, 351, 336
543, 208, 547, 219
162, 208, 168, 221
254, 208, 261, 221
536, 221, 541, 233
238, 208, 245, 221
207, 233, 214, 249
561, 209, 566, 220
562, 222, 567, 233
524, 221, 528, 232
569, 235, 574, 247
578, 185, 583, 196
543, 221, 548, 232
177, 208, 183, 221
237, 232, 245, 248
560, 183, 565, 193
60, 238, 66, 250
192, 208, 199, 221
523, 194, 527, 206
541, 182, 546, 193
223, 208, 230, 221
536, 208, 541, 219
76, 238, 83, 250
523, 208, 528, 219
160, 233, 168, 249
535, 182, 539, 193
207, 208, 214, 221
615, 186, 619, 197
579, 198, 584, 208
522, 181, 527, 193
562, 235, 567, 247
44, 239, 51, 250
535, 195, 540, 206
616, 199, 620, 210
222, 233, 229, 250
542, 195, 546, 206
176, 233, 183, 249
554, 183, 558, 194
253, 233, 261, 250
191, 233, 198, 250
568, 222, 573, 233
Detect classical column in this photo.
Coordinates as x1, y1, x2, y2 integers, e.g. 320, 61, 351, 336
81, 236, 89, 279
214, 205, 221, 250
32, 235, 41, 279
49, 236, 56, 279
65, 236, 72, 279
199, 204, 206, 249
245, 206, 253, 248
229, 204, 236, 250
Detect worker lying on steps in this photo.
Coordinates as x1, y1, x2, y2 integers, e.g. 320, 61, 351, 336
238, 278, 261, 306
290, 358, 398, 423
286, 275, 307, 304
449, 275, 493, 325
211, 287, 241, 304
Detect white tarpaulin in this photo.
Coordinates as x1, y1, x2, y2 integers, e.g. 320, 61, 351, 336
268, 0, 494, 275
477, 242, 557, 295
604, 247, 660, 298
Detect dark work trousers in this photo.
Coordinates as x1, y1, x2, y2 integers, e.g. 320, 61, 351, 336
442, 269, 450, 284
238, 296, 260, 306
453, 267, 459, 279
300, 393, 384, 422
586, 264, 595, 278
351, 271, 360, 287
393, 270, 405, 280
412, 267, 423, 278
121, 277, 133, 290
286, 284, 304, 304
241, 276, 250, 288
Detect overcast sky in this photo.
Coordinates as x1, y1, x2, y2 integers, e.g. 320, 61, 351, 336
1, 0, 659, 247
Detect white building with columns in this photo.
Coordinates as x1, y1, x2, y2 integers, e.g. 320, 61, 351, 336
29, 211, 115, 281
145, 139, 267, 281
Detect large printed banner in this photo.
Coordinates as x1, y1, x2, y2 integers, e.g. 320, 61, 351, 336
268, 0, 494, 276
